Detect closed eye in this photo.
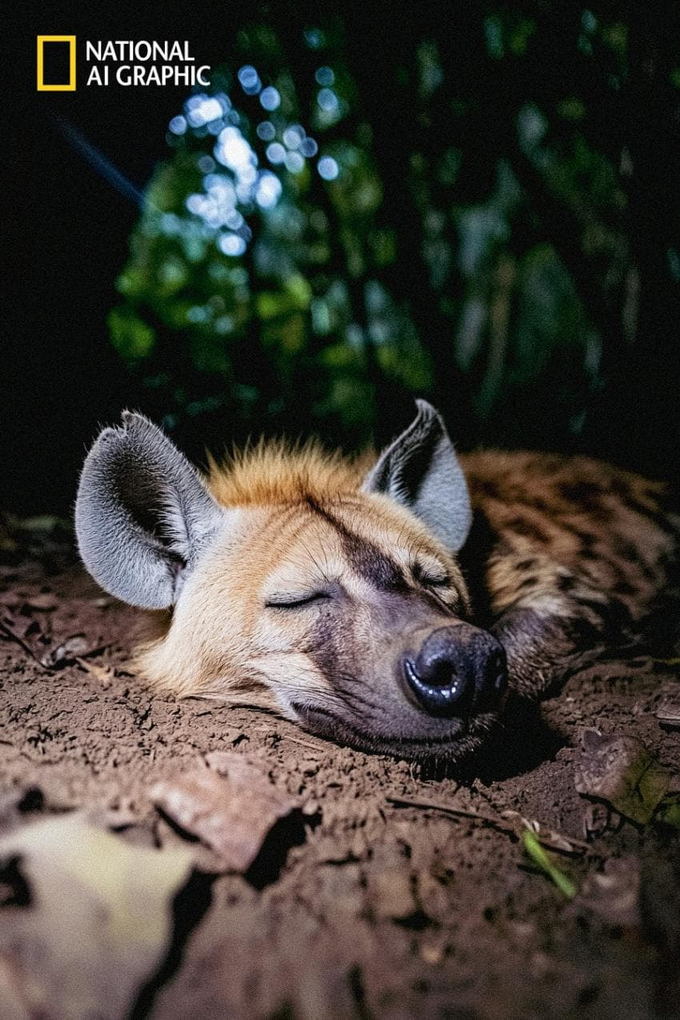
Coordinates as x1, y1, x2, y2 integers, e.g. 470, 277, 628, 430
421, 574, 450, 588
412, 561, 450, 588
265, 592, 331, 610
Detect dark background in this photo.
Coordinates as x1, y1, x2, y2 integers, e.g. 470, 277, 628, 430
5, 1, 680, 515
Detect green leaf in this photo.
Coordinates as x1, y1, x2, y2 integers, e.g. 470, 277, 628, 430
108, 307, 156, 360
575, 734, 672, 825
655, 793, 680, 830
522, 828, 577, 898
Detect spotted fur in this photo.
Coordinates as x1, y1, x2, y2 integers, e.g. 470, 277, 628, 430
461, 451, 680, 694
77, 407, 680, 761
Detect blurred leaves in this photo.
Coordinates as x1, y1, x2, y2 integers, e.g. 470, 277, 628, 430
109, 4, 680, 452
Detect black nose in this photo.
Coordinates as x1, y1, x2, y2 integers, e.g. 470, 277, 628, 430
402, 624, 507, 718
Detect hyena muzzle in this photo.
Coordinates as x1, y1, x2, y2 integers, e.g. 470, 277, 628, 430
75, 401, 680, 762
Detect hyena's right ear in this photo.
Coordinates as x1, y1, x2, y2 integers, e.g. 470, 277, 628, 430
362, 399, 472, 551
75, 412, 225, 609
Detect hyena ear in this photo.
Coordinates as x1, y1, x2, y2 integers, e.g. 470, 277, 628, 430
75, 411, 225, 609
362, 400, 472, 551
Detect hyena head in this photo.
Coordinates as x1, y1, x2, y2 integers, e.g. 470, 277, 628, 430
75, 401, 507, 761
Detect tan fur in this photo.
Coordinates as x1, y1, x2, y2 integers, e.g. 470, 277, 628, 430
207, 439, 373, 507
134, 442, 467, 715
131, 439, 679, 755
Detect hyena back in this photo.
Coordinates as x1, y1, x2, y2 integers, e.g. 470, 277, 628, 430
75, 401, 680, 761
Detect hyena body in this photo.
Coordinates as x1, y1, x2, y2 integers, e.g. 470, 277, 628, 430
76, 402, 680, 762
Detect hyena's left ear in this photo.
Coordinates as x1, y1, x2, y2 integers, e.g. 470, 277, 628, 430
75, 411, 226, 609
362, 400, 472, 551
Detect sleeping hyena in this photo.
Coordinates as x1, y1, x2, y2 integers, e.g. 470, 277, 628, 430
75, 401, 680, 761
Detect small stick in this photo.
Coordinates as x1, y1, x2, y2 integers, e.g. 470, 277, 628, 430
386, 793, 512, 831
386, 794, 593, 855
0, 617, 53, 670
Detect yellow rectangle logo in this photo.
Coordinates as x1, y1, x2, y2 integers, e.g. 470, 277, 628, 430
37, 36, 76, 91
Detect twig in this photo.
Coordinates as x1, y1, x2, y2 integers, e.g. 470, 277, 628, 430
386, 793, 513, 832
0, 617, 53, 671
387, 794, 594, 856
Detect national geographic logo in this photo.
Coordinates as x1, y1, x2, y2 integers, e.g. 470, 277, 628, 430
36, 37, 211, 90
36, 36, 77, 91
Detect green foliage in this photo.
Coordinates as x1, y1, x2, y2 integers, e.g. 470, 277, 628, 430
522, 829, 577, 899
110, 4, 679, 449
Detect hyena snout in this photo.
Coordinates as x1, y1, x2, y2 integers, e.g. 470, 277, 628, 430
402, 624, 507, 718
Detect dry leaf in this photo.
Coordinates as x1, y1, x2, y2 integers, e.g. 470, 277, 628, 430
41, 634, 91, 669
151, 758, 298, 872
575, 732, 671, 825
0, 814, 192, 1020
654, 685, 680, 728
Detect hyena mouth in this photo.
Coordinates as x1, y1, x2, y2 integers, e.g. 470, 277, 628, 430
291, 704, 498, 761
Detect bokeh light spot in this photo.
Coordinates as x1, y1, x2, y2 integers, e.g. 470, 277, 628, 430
317, 88, 339, 113
300, 137, 318, 157
169, 115, 187, 135
259, 86, 281, 111
255, 172, 283, 208
218, 233, 247, 256
284, 151, 304, 173
315, 66, 335, 86
318, 155, 339, 180
266, 142, 286, 165
237, 65, 261, 95
256, 121, 276, 141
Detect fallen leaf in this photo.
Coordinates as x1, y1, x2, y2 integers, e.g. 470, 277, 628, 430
654, 685, 680, 728
522, 829, 577, 899
582, 802, 611, 840
655, 793, 680, 830
0, 814, 192, 1019
151, 757, 298, 872
574, 732, 671, 825
41, 633, 90, 668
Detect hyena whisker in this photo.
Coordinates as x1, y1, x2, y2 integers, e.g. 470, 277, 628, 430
335, 687, 381, 714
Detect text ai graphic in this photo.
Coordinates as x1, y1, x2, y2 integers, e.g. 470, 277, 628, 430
36, 38, 211, 90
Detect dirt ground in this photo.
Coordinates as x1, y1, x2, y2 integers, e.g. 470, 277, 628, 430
1, 520, 679, 1019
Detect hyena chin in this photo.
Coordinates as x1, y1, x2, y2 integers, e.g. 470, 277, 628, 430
76, 401, 679, 763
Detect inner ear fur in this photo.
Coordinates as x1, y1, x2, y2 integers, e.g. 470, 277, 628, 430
362, 399, 472, 551
75, 411, 224, 609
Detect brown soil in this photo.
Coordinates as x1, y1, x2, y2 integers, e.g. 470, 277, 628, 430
1, 523, 679, 1019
